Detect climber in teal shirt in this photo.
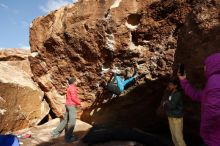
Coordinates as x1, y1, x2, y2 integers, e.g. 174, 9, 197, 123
115, 74, 135, 92
106, 69, 139, 95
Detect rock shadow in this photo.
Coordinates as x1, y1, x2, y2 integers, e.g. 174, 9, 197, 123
81, 76, 170, 133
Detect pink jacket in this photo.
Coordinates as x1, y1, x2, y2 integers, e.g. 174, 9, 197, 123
180, 53, 220, 146
66, 84, 80, 106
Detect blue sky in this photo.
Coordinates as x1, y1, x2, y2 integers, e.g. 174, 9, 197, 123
0, 0, 76, 49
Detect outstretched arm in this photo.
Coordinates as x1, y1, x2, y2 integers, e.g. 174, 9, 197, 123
180, 79, 202, 102
123, 77, 135, 87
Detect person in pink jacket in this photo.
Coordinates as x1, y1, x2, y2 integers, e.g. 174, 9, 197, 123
178, 53, 220, 146
51, 76, 80, 143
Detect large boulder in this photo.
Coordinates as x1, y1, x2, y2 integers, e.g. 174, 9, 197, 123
0, 49, 49, 133
29, 0, 186, 122
29, 0, 220, 144
0, 49, 33, 76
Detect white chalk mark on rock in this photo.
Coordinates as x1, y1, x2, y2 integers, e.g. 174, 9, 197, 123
31, 52, 39, 57
0, 109, 7, 115
110, 0, 122, 9
125, 22, 139, 30
105, 33, 116, 51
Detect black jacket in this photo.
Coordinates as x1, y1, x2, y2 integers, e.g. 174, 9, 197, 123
163, 90, 183, 118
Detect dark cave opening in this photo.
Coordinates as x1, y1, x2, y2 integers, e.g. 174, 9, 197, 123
127, 14, 142, 26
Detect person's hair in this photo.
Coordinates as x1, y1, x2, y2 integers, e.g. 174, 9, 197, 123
68, 77, 76, 84
169, 78, 181, 89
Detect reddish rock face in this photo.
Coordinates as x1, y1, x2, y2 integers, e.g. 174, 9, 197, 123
29, 0, 220, 143
0, 49, 49, 133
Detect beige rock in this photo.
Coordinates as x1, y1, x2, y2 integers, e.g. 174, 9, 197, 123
0, 49, 33, 76
45, 88, 65, 118
0, 48, 30, 61
0, 62, 49, 133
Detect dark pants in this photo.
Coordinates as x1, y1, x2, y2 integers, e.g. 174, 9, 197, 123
107, 83, 121, 95
52, 105, 76, 142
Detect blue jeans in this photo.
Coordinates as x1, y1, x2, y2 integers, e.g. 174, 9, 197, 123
52, 106, 76, 142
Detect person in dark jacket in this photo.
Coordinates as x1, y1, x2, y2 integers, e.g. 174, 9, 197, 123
178, 53, 220, 146
51, 76, 80, 143
161, 79, 187, 146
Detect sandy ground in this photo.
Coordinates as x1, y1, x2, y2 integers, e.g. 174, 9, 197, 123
14, 119, 90, 146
